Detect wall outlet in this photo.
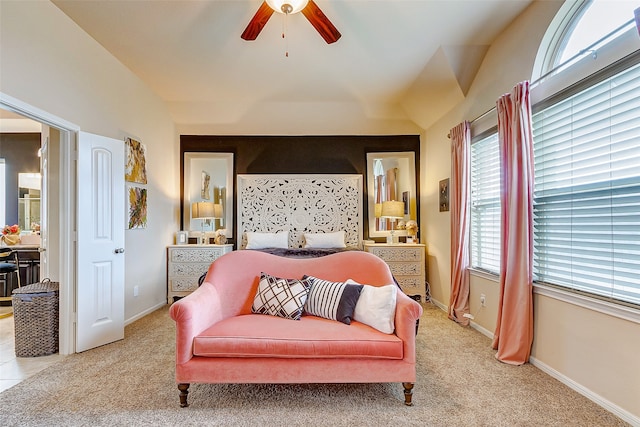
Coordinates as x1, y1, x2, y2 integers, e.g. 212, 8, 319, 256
480, 294, 486, 307
133, 285, 139, 297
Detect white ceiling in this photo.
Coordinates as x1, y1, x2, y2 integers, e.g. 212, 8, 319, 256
51, 0, 533, 129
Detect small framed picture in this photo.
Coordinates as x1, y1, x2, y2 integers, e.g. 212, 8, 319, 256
402, 191, 410, 215
176, 231, 189, 245
439, 178, 450, 212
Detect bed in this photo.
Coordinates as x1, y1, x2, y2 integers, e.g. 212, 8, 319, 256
236, 174, 363, 256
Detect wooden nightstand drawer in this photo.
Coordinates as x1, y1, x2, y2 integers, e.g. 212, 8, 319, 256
364, 243, 426, 301
166, 244, 233, 304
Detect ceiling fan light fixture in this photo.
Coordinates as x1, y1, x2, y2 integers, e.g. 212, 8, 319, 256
266, 0, 309, 15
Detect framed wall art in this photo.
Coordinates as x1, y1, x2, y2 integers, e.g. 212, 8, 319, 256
127, 185, 147, 229
125, 137, 147, 184
439, 178, 449, 212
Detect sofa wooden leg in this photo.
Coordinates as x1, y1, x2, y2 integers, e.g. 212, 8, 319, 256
402, 382, 414, 406
178, 383, 190, 407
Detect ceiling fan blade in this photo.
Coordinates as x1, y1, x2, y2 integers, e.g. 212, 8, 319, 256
301, 0, 341, 44
241, 1, 274, 41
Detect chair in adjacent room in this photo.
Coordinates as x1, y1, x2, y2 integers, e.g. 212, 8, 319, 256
0, 247, 21, 318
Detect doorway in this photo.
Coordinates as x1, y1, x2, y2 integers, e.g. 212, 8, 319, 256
0, 94, 77, 355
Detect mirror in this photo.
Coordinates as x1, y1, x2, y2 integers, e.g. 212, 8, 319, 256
18, 172, 41, 232
183, 153, 233, 239
366, 152, 417, 238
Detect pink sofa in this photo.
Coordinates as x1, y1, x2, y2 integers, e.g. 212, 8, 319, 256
169, 250, 423, 407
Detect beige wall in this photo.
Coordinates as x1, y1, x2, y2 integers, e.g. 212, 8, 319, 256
0, 1, 178, 321
420, 1, 640, 422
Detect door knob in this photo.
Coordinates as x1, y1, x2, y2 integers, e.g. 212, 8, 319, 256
114, 248, 125, 254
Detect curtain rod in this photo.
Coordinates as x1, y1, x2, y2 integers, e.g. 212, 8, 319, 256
446, 17, 635, 139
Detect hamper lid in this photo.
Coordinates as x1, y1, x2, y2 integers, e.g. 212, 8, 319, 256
12, 278, 59, 295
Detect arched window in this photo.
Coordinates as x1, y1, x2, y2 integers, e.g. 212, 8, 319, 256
558, 0, 636, 65
532, 0, 638, 96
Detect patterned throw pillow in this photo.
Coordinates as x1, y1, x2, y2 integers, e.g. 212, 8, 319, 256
251, 273, 311, 320
303, 276, 363, 324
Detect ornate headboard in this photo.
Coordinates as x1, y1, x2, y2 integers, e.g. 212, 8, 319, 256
237, 174, 363, 249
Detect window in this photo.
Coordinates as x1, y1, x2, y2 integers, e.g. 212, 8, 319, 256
531, 57, 640, 306
468, 0, 640, 309
470, 132, 501, 274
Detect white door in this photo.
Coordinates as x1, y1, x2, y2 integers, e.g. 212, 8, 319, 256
39, 130, 49, 278
76, 131, 125, 352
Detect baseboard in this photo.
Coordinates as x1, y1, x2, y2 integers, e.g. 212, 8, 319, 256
430, 299, 494, 339
430, 298, 447, 312
469, 321, 494, 339
529, 356, 640, 427
125, 301, 166, 326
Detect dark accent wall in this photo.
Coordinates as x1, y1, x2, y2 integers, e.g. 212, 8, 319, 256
0, 133, 41, 226
180, 135, 420, 240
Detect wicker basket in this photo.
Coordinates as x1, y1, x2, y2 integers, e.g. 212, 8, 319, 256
12, 280, 59, 357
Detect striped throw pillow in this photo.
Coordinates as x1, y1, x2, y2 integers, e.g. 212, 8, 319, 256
303, 276, 363, 324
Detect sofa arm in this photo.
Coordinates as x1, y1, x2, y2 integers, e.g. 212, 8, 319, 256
169, 282, 228, 365
394, 292, 423, 363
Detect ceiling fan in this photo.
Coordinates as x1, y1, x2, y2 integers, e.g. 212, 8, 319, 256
241, 0, 341, 44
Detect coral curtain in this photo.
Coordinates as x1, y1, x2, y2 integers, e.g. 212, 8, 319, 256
375, 174, 384, 230
492, 81, 534, 365
383, 167, 398, 229
448, 121, 471, 326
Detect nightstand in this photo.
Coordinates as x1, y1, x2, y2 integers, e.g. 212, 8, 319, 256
363, 243, 426, 302
166, 244, 233, 304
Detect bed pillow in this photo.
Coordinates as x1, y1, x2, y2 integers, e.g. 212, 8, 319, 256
303, 276, 363, 324
245, 231, 289, 250
251, 272, 312, 320
303, 231, 346, 249
346, 279, 397, 334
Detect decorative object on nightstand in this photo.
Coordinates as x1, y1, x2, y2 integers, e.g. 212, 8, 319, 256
405, 220, 418, 243
214, 229, 227, 245
191, 202, 223, 244
364, 242, 426, 302
381, 200, 404, 243
166, 244, 233, 304
175, 231, 189, 245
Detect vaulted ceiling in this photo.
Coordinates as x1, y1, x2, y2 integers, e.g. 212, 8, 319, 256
52, 0, 532, 129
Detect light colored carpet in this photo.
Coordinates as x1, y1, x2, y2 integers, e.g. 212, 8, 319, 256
0, 303, 628, 426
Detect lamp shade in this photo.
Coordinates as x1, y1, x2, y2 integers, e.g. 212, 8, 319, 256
381, 200, 404, 219
213, 203, 223, 219
266, 0, 309, 14
192, 202, 216, 219
374, 203, 382, 218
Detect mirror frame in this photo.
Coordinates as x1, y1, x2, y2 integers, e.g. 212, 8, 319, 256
182, 152, 234, 238
366, 151, 417, 238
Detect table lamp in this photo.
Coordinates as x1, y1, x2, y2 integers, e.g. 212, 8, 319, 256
192, 202, 223, 244
381, 200, 404, 243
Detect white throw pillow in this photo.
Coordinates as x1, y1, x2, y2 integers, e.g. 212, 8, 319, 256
346, 279, 397, 334
245, 231, 289, 249
303, 231, 346, 249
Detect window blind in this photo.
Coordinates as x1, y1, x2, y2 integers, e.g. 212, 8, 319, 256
532, 60, 640, 306
470, 132, 501, 274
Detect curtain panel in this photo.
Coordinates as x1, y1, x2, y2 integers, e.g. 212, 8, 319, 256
492, 81, 534, 365
448, 121, 471, 325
